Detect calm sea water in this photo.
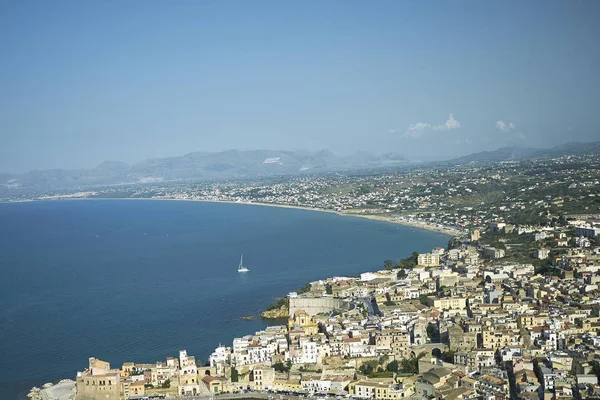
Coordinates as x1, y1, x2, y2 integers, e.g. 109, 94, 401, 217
0, 200, 448, 399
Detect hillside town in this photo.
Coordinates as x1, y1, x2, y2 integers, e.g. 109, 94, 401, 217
14, 154, 600, 239
32, 211, 600, 400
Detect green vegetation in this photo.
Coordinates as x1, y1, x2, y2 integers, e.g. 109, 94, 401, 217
426, 324, 439, 341
325, 284, 333, 295
231, 367, 239, 382
383, 251, 418, 271
161, 379, 171, 389
440, 350, 456, 363
266, 297, 288, 311
272, 360, 292, 373
367, 371, 394, 378
400, 353, 426, 374
437, 285, 451, 298
419, 294, 430, 306
385, 360, 399, 373
358, 360, 379, 375
447, 237, 462, 250
394, 251, 419, 270
383, 301, 397, 307
297, 283, 312, 294
534, 259, 561, 276
359, 359, 405, 377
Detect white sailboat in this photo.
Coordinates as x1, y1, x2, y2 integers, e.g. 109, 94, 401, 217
237, 254, 249, 272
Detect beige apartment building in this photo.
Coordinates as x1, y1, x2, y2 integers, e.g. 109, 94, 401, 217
375, 328, 411, 358
75, 357, 121, 400
178, 350, 201, 396
426, 296, 467, 311
251, 365, 275, 391
482, 328, 523, 349
517, 314, 549, 328
448, 325, 477, 351
418, 253, 440, 267
351, 379, 404, 400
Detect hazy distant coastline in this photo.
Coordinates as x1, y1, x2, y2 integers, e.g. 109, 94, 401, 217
2, 196, 459, 236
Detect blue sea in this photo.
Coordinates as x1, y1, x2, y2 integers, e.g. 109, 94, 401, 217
0, 200, 448, 399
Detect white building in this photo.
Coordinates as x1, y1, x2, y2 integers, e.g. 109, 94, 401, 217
209, 345, 231, 368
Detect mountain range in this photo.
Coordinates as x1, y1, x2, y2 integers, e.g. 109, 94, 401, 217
446, 140, 600, 164
1, 141, 599, 195
0, 150, 407, 193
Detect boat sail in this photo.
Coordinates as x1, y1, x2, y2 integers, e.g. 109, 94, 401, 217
237, 254, 249, 272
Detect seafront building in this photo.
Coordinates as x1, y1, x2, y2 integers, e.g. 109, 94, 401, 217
67, 216, 600, 400
75, 358, 121, 400
417, 252, 440, 267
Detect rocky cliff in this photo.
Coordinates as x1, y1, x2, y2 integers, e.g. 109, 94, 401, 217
260, 304, 289, 319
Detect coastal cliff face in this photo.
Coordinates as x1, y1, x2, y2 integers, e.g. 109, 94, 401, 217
261, 304, 288, 319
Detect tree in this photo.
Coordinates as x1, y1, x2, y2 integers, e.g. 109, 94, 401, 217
400, 356, 420, 374
384, 259, 393, 270
325, 284, 333, 295
447, 237, 462, 250
231, 367, 239, 382
394, 251, 419, 270
273, 361, 290, 373
437, 285, 450, 298
397, 269, 407, 279
266, 297, 289, 311
441, 350, 456, 363
419, 294, 430, 306
385, 360, 399, 373
378, 355, 389, 365
359, 360, 379, 375
161, 379, 171, 389
426, 324, 436, 341
297, 283, 312, 294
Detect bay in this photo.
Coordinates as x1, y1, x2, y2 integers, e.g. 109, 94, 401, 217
0, 199, 448, 399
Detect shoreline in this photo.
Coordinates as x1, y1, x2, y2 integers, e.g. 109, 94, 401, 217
2, 196, 461, 236
13, 195, 457, 397
125, 197, 462, 236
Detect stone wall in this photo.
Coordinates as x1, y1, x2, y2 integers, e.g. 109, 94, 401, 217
288, 297, 351, 317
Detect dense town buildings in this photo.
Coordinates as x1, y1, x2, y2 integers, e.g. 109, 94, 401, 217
27, 155, 600, 399
69, 210, 600, 400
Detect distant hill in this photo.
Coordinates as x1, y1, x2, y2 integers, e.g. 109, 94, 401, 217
3, 140, 599, 196
448, 140, 600, 164
0, 149, 408, 194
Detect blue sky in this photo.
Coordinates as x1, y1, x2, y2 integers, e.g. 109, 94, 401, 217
1, 0, 599, 172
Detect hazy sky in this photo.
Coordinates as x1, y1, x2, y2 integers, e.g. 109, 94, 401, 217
1, 0, 599, 173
